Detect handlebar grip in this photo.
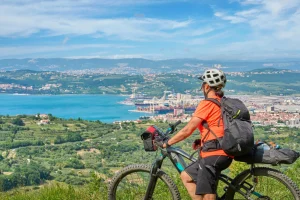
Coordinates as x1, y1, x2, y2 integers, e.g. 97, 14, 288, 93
174, 120, 181, 127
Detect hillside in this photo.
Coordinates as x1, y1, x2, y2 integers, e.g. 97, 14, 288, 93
1, 69, 300, 96
0, 114, 299, 198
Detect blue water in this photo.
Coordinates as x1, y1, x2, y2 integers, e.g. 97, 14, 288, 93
0, 94, 151, 123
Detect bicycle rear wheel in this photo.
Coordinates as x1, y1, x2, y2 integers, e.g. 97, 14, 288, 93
108, 164, 181, 200
225, 167, 300, 200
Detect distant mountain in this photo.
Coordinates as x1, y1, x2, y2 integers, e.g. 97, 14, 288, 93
1, 68, 300, 96
0, 58, 299, 72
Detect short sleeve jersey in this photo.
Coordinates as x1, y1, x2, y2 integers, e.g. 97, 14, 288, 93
193, 96, 229, 158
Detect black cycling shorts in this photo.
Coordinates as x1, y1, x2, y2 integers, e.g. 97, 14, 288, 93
184, 155, 232, 195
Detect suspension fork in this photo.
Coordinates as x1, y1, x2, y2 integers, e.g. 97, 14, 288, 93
144, 152, 166, 200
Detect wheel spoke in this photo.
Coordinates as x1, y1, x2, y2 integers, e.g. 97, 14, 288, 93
108, 165, 180, 200
231, 168, 299, 200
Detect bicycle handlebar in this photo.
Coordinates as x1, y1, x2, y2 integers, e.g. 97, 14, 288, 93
156, 120, 181, 140
173, 120, 182, 127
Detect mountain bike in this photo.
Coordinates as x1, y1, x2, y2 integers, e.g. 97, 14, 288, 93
108, 121, 300, 200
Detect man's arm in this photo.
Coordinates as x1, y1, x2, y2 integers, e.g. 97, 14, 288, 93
163, 117, 202, 148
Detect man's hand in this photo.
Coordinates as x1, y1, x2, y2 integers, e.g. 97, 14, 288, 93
192, 139, 201, 150
154, 136, 168, 148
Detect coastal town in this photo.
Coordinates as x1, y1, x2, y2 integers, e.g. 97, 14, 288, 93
1, 67, 299, 96
117, 93, 300, 128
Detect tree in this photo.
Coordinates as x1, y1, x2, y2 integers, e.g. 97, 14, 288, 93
11, 118, 25, 126
65, 158, 85, 169
66, 132, 83, 142
48, 113, 56, 121
54, 135, 65, 144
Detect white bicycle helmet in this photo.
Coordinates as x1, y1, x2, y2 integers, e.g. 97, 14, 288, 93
199, 69, 227, 87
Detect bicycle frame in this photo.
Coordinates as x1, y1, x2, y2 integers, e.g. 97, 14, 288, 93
144, 146, 262, 200
144, 147, 189, 200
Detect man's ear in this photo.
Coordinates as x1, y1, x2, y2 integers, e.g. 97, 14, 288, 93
204, 84, 210, 91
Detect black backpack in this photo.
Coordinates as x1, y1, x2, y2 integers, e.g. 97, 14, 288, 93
202, 97, 254, 157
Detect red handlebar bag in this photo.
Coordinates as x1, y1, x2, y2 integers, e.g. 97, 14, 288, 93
141, 126, 159, 151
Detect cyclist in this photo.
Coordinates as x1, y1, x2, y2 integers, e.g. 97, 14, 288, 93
158, 69, 232, 200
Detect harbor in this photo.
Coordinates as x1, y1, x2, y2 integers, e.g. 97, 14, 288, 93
120, 90, 201, 115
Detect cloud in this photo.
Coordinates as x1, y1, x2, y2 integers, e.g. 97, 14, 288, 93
189, 27, 215, 37
214, 12, 246, 23
0, 14, 192, 41
239, 0, 264, 5
212, 0, 300, 58
0, 44, 134, 58
235, 9, 260, 17
0, 0, 192, 41
66, 53, 164, 60
0, 0, 180, 16
186, 31, 230, 45
215, 0, 300, 26
62, 37, 69, 45
193, 37, 300, 60
1, 0, 300, 60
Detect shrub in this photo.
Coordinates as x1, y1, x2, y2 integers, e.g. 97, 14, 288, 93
11, 118, 25, 126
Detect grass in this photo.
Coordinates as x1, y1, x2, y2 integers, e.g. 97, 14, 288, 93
1, 161, 300, 200
0, 178, 108, 200
0, 115, 299, 199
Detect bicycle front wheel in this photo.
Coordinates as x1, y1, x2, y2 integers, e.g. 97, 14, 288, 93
225, 167, 300, 200
108, 164, 181, 200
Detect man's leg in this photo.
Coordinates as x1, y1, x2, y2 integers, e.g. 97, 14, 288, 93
202, 194, 216, 200
180, 171, 202, 200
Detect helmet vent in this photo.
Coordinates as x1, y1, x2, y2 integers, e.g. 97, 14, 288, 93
207, 74, 211, 78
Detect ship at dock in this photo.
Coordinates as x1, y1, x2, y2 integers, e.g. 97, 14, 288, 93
118, 87, 152, 106
121, 86, 202, 114
134, 91, 201, 114
136, 105, 196, 114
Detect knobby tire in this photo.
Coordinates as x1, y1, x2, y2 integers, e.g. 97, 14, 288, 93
108, 164, 181, 200
225, 167, 300, 200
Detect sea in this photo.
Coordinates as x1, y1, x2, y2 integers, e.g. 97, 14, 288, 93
0, 94, 151, 123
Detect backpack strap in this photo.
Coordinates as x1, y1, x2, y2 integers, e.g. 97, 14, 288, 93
205, 98, 222, 127
201, 121, 222, 144
205, 98, 221, 107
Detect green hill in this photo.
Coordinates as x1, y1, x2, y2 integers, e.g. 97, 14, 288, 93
1, 69, 300, 96
0, 115, 299, 199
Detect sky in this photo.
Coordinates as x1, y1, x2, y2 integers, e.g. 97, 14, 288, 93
1, 0, 300, 60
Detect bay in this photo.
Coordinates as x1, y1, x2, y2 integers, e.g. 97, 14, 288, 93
0, 94, 151, 123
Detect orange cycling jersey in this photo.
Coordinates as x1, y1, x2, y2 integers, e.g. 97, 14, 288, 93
193, 96, 229, 158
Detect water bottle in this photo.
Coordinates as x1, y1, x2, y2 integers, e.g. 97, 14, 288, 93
263, 143, 271, 150
256, 142, 270, 151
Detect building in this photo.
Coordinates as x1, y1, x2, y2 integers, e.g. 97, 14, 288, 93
37, 120, 50, 125
286, 118, 300, 127
174, 109, 184, 116
266, 106, 275, 112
